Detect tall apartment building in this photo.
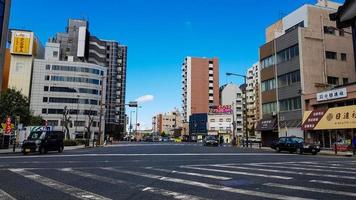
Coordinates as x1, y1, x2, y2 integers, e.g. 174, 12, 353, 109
245, 63, 261, 140
0, 0, 11, 92
182, 57, 219, 122
7, 30, 44, 97
30, 42, 106, 139
50, 19, 127, 139
257, 1, 355, 146
219, 83, 244, 137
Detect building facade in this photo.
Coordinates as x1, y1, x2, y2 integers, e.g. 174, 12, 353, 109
0, 0, 11, 92
257, 1, 355, 146
7, 30, 44, 97
219, 84, 244, 137
50, 19, 127, 139
182, 57, 219, 122
207, 114, 233, 143
246, 63, 261, 140
152, 111, 183, 136
30, 42, 106, 140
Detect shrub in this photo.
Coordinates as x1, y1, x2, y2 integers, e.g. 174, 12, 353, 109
63, 139, 77, 146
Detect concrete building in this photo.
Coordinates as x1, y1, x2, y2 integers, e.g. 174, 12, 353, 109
257, 1, 355, 146
219, 84, 244, 137
7, 30, 44, 97
0, 0, 11, 92
152, 111, 183, 136
246, 63, 261, 140
182, 57, 219, 122
30, 42, 106, 140
50, 19, 127, 139
207, 113, 233, 144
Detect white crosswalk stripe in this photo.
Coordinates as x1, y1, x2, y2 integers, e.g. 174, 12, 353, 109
309, 180, 356, 188
264, 182, 356, 198
212, 164, 356, 180
145, 167, 232, 180
59, 168, 210, 200
102, 167, 312, 200
9, 169, 111, 200
0, 189, 17, 200
282, 163, 356, 171
180, 166, 293, 180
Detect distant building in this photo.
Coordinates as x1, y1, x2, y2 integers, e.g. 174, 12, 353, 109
219, 84, 244, 137
152, 110, 183, 136
182, 57, 219, 122
207, 113, 233, 143
7, 30, 44, 97
30, 42, 106, 139
50, 19, 127, 139
0, 0, 11, 93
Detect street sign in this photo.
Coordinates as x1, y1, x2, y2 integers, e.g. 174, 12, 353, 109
129, 101, 138, 107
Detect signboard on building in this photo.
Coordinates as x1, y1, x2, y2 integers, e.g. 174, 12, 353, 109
301, 110, 327, 130
256, 119, 277, 131
209, 105, 233, 114
11, 31, 34, 55
316, 88, 347, 102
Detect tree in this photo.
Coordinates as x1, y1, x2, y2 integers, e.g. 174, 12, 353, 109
84, 109, 95, 146
62, 106, 71, 140
160, 131, 166, 137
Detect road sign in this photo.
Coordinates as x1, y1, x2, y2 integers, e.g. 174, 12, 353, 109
129, 101, 138, 107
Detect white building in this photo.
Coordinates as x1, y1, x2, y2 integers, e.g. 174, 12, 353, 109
246, 62, 261, 140
30, 42, 106, 140
220, 84, 244, 137
207, 113, 233, 143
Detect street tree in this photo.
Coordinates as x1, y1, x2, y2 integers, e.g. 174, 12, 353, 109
62, 106, 71, 140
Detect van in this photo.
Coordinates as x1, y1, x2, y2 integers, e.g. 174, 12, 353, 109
22, 131, 65, 155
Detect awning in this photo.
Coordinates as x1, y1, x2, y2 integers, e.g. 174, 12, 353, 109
256, 119, 277, 131
302, 105, 356, 130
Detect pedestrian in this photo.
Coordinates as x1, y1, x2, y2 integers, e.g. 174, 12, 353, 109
220, 136, 224, 146
352, 135, 356, 156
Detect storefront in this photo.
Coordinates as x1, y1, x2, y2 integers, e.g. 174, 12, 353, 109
256, 118, 278, 147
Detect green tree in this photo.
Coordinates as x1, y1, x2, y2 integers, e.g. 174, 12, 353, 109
160, 131, 166, 137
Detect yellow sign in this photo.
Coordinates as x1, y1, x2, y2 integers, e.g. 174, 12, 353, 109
314, 105, 356, 130
11, 31, 32, 55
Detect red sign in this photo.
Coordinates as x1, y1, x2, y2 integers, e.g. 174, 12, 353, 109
302, 110, 327, 130
209, 105, 233, 114
4, 117, 12, 135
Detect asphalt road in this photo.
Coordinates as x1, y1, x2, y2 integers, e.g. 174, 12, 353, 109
0, 142, 356, 200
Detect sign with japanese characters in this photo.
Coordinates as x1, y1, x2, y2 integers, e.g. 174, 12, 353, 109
11, 31, 33, 55
302, 105, 356, 130
316, 88, 347, 102
209, 105, 233, 114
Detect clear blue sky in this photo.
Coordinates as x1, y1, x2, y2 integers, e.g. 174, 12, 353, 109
9, 0, 344, 129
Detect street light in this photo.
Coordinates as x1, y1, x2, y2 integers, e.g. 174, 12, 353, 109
226, 72, 249, 147
129, 110, 135, 136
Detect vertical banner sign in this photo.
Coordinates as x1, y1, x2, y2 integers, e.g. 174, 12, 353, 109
11, 31, 33, 55
5, 117, 12, 135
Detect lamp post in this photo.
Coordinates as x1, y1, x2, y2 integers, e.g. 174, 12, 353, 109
226, 72, 248, 147
129, 110, 135, 136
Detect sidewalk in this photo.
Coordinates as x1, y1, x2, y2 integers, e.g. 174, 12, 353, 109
0, 145, 86, 154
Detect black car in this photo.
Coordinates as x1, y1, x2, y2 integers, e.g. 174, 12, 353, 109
271, 136, 320, 155
22, 131, 65, 155
203, 135, 219, 146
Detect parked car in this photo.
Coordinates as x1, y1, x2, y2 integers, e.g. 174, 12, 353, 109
203, 135, 219, 146
271, 136, 320, 155
22, 131, 65, 155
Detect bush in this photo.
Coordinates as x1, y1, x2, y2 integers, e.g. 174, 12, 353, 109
75, 139, 87, 145
63, 139, 77, 146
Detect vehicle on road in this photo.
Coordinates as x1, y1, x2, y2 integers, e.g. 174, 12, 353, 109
271, 136, 320, 155
22, 131, 65, 155
203, 135, 219, 146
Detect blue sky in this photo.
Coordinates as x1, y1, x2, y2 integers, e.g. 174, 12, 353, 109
9, 0, 344, 129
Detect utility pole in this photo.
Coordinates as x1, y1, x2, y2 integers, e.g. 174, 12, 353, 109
98, 76, 105, 145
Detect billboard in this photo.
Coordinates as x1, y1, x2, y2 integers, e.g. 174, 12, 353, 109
11, 31, 34, 55
209, 105, 233, 114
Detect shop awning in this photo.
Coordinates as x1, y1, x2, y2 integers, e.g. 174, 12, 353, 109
302, 105, 356, 130
256, 119, 277, 131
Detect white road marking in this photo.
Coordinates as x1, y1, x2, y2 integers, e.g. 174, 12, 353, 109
181, 166, 293, 180
9, 169, 111, 200
309, 180, 356, 187
145, 167, 232, 180
246, 163, 356, 174
282, 163, 356, 171
0, 153, 296, 159
213, 164, 356, 180
0, 189, 17, 200
102, 167, 312, 200
60, 168, 210, 200
264, 182, 356, 197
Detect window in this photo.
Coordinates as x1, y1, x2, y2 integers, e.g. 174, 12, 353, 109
324, 26, 335, 35
210, 119, 215, 122
52, 65, 101, 75
226, 118, 231, 122
343, 78, 349, 85
278, 70, 300, 87
44, 86, 49, 91
279, 97, 301, 112
326, 51, 337, 60
261, 79, 276, 92
261, 55, 275, 69
43, 97, 48, 102
51, 76, 100, 85
45, 75, 50, 81
42, 109, 47, 114
47, 120, 59, 126
327, 76, 339, 85
219, 118, 223, 122
262, 102, 277, 114
277, 45, 299, 64
211, 127, 215, 130
53, 51, 58, 57
341, 53, 347, 61
74, 121, 85, 127
46, 65, 51, 70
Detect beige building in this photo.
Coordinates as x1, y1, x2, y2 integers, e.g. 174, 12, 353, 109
8, 30, 44, 97
246, 63, 261, 140
258, 1, 355, 146
152, 110, 183, 136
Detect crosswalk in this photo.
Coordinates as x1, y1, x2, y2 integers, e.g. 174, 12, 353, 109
1, 160, 356, 200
